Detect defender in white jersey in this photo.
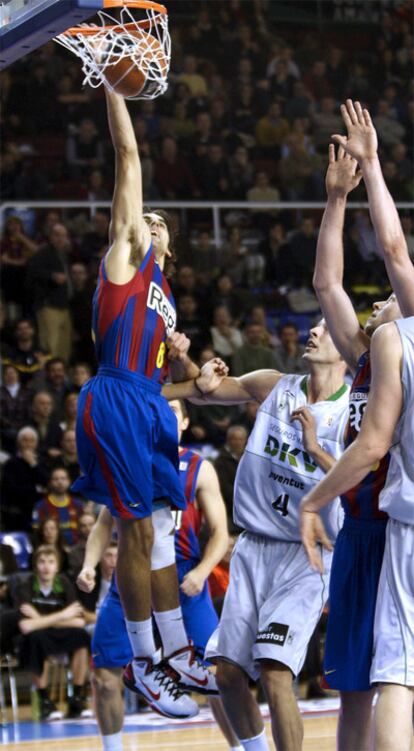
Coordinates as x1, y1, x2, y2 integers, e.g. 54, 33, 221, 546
164, 320, 349, 751
301, 317, 414, 751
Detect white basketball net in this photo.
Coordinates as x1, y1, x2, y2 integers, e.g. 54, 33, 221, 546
54, 6, 171, 100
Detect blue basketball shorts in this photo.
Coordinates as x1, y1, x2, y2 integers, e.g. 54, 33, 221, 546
324, 516, 387, 691
73, 365, 186, 519
92, 561, 219, 669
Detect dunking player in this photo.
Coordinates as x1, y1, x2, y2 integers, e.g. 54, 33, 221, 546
78, 400, 241, 751
300, 99, 414, 750
164, 321, 349, 751
301, 318, 414, 751
73, 88, 200, 718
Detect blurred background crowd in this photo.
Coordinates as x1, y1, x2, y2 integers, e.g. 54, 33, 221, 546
0, 0, 413, 717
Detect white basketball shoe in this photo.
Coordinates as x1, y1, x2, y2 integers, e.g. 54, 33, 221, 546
123, 654, 199, 719
166, 643, 219, 695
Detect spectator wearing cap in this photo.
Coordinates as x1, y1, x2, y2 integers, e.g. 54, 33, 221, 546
32, 467, 84, 547
1, 426, 49, 532
26, 223, 73, 362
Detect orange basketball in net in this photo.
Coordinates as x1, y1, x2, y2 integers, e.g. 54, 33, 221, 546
102, 29, 168, 98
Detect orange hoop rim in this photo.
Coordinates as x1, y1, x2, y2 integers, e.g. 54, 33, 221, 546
62, 1, 168, 36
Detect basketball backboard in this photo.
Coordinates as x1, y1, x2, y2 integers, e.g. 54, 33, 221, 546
0, 0, 103, 69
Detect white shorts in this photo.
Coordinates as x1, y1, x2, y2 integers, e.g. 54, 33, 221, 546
370, 519, 414, 687
205, 532, 331, 680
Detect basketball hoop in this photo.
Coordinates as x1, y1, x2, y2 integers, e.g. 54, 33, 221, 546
54, 1, 171, 100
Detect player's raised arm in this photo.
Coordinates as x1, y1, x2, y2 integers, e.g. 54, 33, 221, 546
180, 461, 228, 597
313, 144, 367, 373
105, 89, 151, 283
332, 99, 414, 317
302, 322, 403, 514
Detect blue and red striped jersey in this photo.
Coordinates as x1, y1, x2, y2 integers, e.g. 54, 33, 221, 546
92, 247, 176, 384
32, 494, 84, 546
174, 448, 204, 564
341, 351, 389, 520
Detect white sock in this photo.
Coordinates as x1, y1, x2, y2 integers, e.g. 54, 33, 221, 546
239, 729, 269, 750
125, 618, 156, 658
230, 747, 243, 750
102, 731, 123, 751
153, 606, 189, 656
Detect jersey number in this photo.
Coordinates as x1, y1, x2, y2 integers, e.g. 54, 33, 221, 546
173, 510, 183, 530
349, 400, 367, 432
272, 493, 290, 517
156, 342, 166, 369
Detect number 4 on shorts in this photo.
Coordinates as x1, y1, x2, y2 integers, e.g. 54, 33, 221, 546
272, 494, 289, 516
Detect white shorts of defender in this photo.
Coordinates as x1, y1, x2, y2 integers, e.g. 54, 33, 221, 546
370, 519, 414, 687
205, 531, 332, 680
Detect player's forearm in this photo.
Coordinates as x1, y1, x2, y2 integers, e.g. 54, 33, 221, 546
19, 611, 64, 633
307, 444, 337, 474
313, 195, 347, 292
55, 617, 86, 629
106, 88, 138, 155
83, 514, 113, 570
302, 439, 382, 511
197, 529, 229, 578
169, 356, 200, 383
362, 156, 406, 254
162, 379, 199, 401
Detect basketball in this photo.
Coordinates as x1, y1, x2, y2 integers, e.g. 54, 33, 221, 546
102, 31, 168, 99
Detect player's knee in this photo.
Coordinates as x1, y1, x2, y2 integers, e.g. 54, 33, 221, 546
216, 660, 247, 695
260, 660, 294, 702
91, 669, 121, 701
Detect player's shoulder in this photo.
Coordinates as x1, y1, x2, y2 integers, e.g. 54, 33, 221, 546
370, 321, 402, 358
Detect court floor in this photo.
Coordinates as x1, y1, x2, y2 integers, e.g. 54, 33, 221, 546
1, 700, 339, 750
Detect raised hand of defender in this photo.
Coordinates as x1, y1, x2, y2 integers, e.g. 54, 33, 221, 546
325, 143, 363, 198
300, 503, 333, 574
77, 565, 96, 593
196, 358, 229, 395
331, 99, 378, 162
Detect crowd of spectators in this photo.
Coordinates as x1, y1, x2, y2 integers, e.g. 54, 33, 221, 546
0, 0, 413, 720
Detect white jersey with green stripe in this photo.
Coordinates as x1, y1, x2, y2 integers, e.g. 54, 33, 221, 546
233, 373, 350, 542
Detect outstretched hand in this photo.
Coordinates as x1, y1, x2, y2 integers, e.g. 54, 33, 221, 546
196, 358, 229, 395
325, 143, 363, 198
331, 99, 378, 162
